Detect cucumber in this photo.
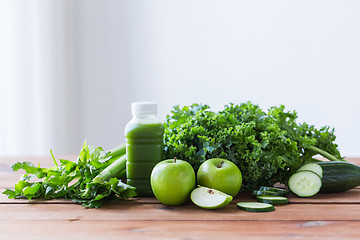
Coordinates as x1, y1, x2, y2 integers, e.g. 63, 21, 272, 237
297, 163, 323, 178
258, 186, 290, 196
252, 190, 283, 197
317, 161, 360, 193
256, 196, 288, 205
236, 202, 275, 212
288, 170, 322, 197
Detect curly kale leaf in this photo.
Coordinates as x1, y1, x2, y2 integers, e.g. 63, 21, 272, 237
268, 105, 343, 162
164, 102, 343, 191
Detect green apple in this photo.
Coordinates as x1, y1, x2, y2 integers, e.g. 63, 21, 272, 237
197, 158, 242, 197
190, 186, 233, 209
150, 158, 196, 205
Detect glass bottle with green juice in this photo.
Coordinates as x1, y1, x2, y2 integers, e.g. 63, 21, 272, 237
125, 102, 164, 197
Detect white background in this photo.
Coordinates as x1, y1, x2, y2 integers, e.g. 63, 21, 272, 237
0, 1, 359, 157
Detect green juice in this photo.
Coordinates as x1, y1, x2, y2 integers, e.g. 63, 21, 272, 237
125, 103, 164, 197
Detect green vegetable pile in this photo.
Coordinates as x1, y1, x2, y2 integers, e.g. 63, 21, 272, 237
163, 102, 344, 191
3, 141, 136, 208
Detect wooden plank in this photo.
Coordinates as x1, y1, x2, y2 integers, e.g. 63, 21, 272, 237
0, 220, 359, 240
288, 189, 360, 204
2, 189, 360, 204
1, 158, 359, 189
348, 158, 360, 165
0, 190, 161, 204
0, 202, 360, 221
1, 157, 359, 187
1, 157, 360, 204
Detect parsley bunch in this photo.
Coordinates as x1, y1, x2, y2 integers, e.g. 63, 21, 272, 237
163, 102, 344, 191
3, 141, 136, 208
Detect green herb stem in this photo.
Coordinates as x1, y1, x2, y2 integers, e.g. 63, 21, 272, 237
93, 154, 127, 183
109, 143, 126, 158
50, 149, 58, 167
306, 145, 347, 162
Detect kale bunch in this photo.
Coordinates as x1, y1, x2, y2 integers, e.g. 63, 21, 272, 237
163, 102, 343, 191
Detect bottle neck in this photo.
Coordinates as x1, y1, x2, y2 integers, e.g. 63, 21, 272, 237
131, 113, 161, 124
133, 113, 156, 118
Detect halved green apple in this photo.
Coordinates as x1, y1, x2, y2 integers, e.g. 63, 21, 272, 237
190, 186, 233, 209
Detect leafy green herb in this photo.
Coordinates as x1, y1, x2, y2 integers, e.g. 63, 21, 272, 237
3, 140, 136, 208
164, 102, 344, 191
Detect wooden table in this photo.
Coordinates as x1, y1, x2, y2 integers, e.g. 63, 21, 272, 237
1, 156, 360, 240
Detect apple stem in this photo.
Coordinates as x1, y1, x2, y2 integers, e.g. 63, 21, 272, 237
173, 157, 177, 163
217, 161, 224, 168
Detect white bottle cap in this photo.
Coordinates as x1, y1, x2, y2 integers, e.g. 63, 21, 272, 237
131, 102, 157, 115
